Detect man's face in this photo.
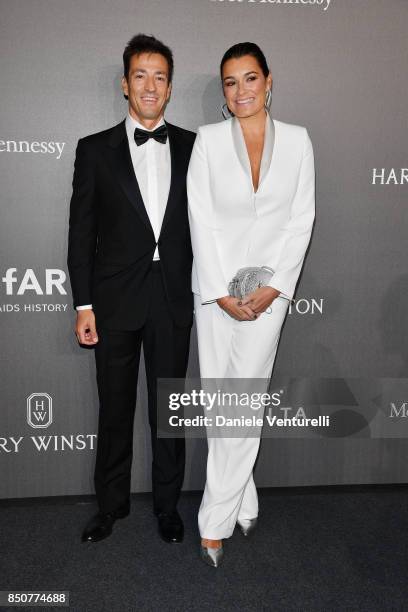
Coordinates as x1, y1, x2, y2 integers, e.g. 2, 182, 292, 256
122, 52, 172, 128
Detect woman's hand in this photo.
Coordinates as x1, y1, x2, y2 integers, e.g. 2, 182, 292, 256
241, 286, 281, 314
216, 296, 257, 321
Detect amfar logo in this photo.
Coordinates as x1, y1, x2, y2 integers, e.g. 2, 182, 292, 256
27, 393, 53, 429
0, 139, 65, 160
0, 268, 68, 313
1, 268, 67, 295
210, 0, 332, 10
372, 168, 408, 185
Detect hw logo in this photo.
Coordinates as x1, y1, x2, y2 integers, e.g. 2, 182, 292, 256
27, 393, 53, 428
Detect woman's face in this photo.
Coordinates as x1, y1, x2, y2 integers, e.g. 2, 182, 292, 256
222, 54, 272, 119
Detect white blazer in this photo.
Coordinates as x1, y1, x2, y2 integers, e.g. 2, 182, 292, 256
187, 113, 315, 304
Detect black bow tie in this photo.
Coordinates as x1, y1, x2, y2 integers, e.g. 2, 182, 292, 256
134, 124, 168, 146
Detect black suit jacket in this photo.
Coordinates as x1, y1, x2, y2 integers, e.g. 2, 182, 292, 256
67, 120, 196, 330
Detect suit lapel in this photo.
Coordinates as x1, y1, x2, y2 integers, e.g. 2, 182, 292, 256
159, 121, 185, 236
106, 120, 154, 233
259, 113, 275, 186
231, 112, 275, 192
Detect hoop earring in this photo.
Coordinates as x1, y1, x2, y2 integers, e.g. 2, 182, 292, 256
265, 90, 272, 111
221, 103, 234, 120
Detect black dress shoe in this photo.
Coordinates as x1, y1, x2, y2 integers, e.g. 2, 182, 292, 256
81, 506, 129, 543
157, 511, 184, 543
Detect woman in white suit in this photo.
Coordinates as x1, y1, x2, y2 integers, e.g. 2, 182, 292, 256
187, 42, 315, 567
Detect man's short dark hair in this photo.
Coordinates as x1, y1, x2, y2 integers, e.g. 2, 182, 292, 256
123, 33, 174, 83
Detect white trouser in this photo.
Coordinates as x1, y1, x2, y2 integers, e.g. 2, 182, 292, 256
194, 293, 289, 540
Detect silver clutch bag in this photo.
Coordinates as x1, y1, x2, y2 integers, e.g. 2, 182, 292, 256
228, 266, 275, 299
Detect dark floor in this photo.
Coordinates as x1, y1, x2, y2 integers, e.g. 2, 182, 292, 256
1, 486, 408, 612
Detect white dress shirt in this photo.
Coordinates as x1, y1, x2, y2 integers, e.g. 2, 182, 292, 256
76, 113, 171, 311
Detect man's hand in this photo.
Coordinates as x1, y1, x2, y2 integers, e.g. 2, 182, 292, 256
241, 286, 281, 314
216, 296, 257, 321
75, 309, 98, 345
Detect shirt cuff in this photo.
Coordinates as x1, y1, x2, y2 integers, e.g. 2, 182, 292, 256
76, 304, 93, 310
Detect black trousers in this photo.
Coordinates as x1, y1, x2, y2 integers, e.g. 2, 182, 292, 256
94, 261, 191, 515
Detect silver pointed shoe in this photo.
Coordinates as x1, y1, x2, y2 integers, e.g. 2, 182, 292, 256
200, 544, 224, 567
237, 517, 258, 537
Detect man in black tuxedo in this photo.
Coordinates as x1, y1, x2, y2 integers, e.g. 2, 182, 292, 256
67, 34, 195, 544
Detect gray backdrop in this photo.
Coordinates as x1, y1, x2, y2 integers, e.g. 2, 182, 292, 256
1, 0, 407, 499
